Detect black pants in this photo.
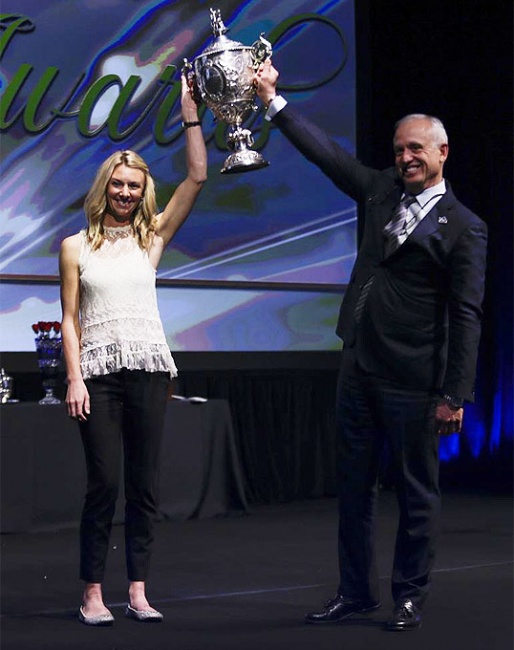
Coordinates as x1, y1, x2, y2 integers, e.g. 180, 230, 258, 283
336, 350, 440, 609
78, 369, 170, 583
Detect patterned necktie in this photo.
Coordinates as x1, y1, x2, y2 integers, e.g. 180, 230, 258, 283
354, 275, 374, 323
383, 195, 421, 256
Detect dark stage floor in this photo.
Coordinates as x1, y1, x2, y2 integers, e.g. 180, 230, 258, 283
1, 489, 512, 650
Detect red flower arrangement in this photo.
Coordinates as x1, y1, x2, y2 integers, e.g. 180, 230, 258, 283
32, 321, 62, 339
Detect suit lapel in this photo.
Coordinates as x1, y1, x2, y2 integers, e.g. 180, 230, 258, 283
407, 188, 456, 246
376, 182, 456, 258
380, 187, 403, 227
379, 187, 403, 258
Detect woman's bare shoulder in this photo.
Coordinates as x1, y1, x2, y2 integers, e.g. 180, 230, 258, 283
59, 232, 83, 266
60, 232, 83, 251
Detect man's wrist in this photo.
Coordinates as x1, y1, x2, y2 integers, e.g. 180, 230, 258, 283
264, 95, 287, 121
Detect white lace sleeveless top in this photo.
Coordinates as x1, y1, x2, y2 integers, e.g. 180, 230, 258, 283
78, 226, 177, 380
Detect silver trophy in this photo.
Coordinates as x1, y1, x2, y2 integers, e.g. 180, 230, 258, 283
184, 8, 272, 174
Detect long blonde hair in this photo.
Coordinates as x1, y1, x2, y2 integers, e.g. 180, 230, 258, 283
84, 150, 157, 251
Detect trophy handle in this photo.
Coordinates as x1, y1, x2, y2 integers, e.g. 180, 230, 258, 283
250, 34, 273, 69
182, 58, 203, 105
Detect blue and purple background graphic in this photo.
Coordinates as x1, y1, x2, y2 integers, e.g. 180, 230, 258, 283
0, 0, 356, 351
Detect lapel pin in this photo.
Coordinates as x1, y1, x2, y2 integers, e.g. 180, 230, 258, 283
438, 216, 448, 224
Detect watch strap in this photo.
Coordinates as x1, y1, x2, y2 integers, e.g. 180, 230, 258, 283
442, 393, 464, 409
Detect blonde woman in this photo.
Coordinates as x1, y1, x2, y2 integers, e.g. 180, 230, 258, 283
59, 75, 207, 626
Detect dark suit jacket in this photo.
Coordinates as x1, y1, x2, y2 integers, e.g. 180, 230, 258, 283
273, 105, 487, 401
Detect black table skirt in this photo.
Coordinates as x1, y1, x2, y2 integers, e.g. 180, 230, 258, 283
0, 400, 248, 533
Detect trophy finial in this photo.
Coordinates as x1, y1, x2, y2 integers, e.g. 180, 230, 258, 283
210, 8, 228, 37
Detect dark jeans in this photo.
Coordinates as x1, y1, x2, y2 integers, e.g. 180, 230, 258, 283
78, 369, 170, 583
336, 353, 440, 609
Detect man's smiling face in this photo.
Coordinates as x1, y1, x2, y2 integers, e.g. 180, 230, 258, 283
393, 118, 448, 194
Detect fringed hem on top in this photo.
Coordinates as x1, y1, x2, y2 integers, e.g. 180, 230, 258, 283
80, 342, 178, 380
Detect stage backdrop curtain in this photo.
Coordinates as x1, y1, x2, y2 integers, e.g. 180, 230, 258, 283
176, 369, 339, 504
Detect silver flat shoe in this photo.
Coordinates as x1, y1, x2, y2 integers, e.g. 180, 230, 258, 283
78, 606, 114, 626
125, 604, 164, 622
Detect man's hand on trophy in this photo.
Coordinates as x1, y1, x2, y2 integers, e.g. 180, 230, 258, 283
254, 60, 279, 108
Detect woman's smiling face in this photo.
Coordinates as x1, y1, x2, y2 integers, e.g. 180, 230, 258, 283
104, 164, 145, 225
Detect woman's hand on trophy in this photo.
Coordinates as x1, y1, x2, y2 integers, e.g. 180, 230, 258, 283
181, 61, 203, 107
254, 59, 279, 107
181, 72, 202, 120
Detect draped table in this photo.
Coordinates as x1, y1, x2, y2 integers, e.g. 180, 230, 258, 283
0, 399, 248, 533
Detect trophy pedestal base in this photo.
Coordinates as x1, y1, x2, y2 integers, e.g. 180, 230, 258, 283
39, 389, 61, 405
221, 150, 269, 174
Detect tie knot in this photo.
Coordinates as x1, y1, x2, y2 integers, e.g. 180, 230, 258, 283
403, 195, 418, 207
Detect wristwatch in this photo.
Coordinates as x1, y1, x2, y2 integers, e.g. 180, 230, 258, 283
442, 393, 464, 409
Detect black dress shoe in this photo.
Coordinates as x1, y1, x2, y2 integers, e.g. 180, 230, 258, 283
384, 599, 422, 631
305, 594, 381, 624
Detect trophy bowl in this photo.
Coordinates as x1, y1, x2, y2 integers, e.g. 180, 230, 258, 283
184, 8, 272, 174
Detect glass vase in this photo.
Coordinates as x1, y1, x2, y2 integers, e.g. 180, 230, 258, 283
35, 337, 62, 405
